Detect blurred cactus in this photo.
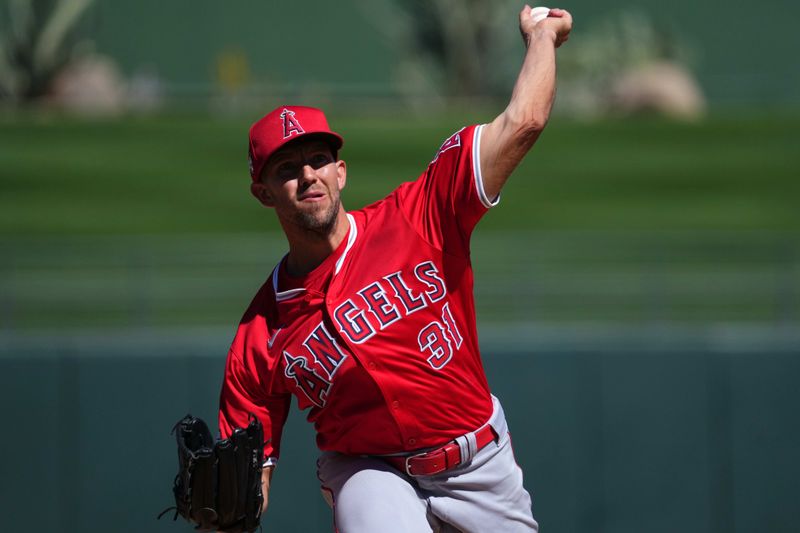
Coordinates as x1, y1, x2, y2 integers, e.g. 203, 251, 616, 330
356, 0, 520, 102
0, 0, 95, 103
357, 3, 703, 118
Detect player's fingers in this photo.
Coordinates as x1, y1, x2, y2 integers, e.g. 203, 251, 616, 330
552, 8, 573, 28
546, 8, 573, 38
519, 5, 536, 27
519, 4, 533, 25
519, 4, 536, 45
547, 8, 573, 25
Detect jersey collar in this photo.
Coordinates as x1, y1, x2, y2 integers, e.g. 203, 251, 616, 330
272, 213, 358, 302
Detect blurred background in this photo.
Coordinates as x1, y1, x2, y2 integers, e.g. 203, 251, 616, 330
1, 0, 798, 532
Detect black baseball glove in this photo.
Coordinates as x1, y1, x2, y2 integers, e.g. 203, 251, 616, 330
159, 414, 264, 532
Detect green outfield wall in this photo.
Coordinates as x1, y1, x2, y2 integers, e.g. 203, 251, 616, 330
1, 330, 798, 533
81, 0, 800, 106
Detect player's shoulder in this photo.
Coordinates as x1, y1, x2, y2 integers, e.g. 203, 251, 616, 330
430, 124, 479, 163
348, 187, 400, 225
228, 274, 277, 360
348, 123, 481, 221
237, 271, 278, 327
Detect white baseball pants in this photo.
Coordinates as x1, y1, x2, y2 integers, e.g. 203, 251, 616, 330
316, 396, 538, 533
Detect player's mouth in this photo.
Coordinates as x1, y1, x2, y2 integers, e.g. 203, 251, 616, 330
298, 191, 326, 202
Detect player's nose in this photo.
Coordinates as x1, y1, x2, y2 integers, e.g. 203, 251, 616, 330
300, 163, 318, 182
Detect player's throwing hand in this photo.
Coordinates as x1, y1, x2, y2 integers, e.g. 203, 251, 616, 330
519, 5, 573, 48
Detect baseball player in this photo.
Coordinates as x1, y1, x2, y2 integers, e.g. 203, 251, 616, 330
218, 6, 572, 532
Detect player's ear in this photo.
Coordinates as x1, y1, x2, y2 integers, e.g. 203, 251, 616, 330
336, 159, 347, 190
250, 182, 275, 208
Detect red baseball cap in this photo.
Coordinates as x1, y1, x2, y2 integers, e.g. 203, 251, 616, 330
247, 105, 344, 181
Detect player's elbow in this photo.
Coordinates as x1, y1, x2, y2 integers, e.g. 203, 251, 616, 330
524, 110, 550, 136
504, 111, 547, 151
508, 105, 549, 137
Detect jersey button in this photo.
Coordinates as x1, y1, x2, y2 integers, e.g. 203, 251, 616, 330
391, 401, 400, 410
408, 438, 416, 446
368, 362, 376, 370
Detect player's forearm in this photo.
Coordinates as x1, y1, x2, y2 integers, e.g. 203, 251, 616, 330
480, 30, 559, 198
504, 29, 559, 141
261, 466, 274, 514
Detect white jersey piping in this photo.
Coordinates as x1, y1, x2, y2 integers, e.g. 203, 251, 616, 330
472, 124, 500, 208
334, 213, 358, 276
272, 213, 357, 300
273, 261, 306, 301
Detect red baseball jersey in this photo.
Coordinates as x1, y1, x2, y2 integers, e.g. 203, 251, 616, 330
219, 124, 499, 460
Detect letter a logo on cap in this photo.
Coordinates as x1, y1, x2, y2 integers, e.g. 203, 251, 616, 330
281, 108, 305, 139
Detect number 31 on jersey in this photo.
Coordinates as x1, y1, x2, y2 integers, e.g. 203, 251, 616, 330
418, 302, 463, 370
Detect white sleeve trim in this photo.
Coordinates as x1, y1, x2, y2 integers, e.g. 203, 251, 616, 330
472, 124, 500, 208
263, 457, 278, 468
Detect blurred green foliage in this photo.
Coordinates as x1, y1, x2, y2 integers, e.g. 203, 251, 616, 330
0, 0, 95, 101
83, 0, 800, 106
1, 112, 798, 235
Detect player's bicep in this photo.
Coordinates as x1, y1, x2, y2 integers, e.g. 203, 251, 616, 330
480, 111, 544, 199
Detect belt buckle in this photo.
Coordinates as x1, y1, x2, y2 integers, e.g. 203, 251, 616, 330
400, 425, 494, 477
404, 452, 424, 477
404, 445, 455, 477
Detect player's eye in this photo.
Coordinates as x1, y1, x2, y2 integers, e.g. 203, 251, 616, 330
276, 162, 299, 179
309, 153, 332, 168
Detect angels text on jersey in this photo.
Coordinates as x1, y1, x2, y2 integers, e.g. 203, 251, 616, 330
280, 260, 464, 407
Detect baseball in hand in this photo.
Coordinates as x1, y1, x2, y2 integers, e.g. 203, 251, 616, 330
531, 6, 550, 23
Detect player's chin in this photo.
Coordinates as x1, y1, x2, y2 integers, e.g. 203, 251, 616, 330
294, 205, 337, 232
296, 199, 329, 217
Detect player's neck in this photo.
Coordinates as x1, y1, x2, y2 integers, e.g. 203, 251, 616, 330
284, 209, 350, 277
